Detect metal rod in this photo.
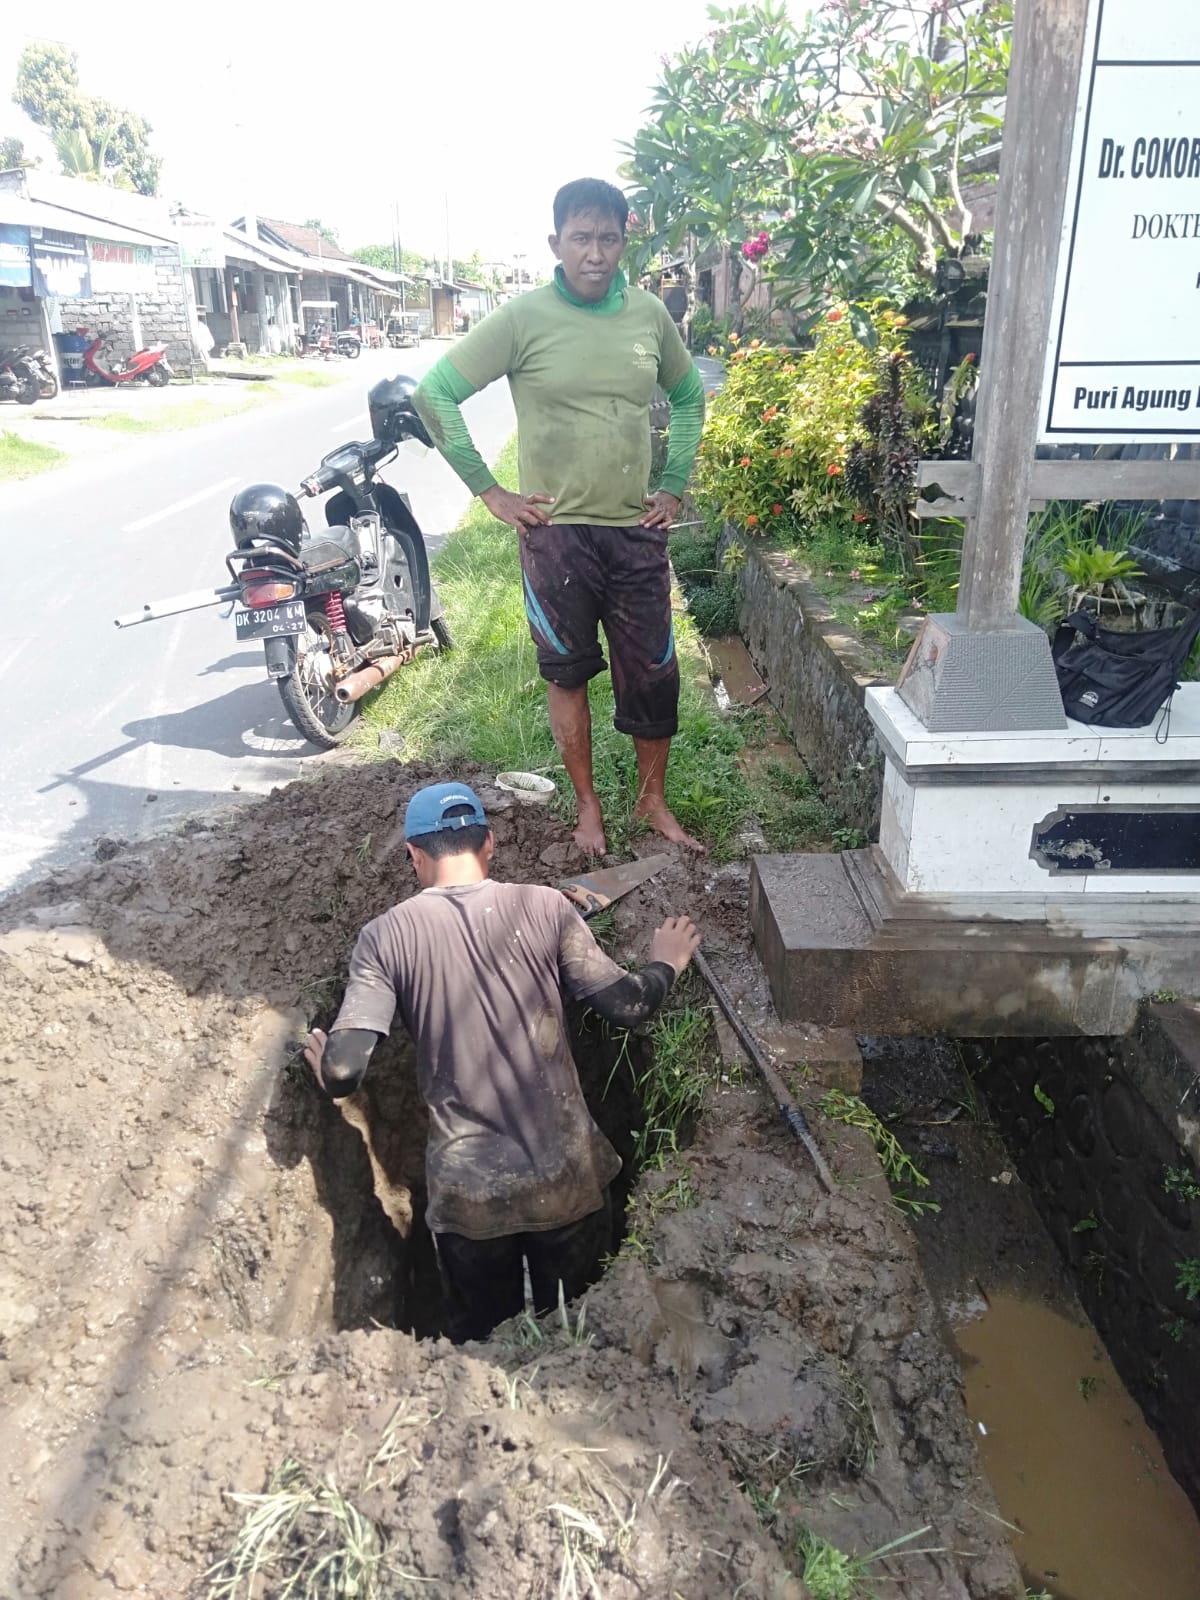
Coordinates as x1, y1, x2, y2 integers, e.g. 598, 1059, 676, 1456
114, 585, 238, 628
692, 947, 835, 1194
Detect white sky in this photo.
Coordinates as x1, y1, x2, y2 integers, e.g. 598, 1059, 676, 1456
0, 0, 729, 271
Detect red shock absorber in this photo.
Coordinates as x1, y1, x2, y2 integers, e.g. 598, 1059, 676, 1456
324, 591, 347, 632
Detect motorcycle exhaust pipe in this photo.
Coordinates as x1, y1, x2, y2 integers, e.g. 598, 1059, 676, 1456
335, 653, 410, 703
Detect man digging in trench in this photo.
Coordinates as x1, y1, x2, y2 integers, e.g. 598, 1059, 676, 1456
413, 177, 707, 856
304, 781, 701, 1343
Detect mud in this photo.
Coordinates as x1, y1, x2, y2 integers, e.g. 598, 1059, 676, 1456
860, 1035, 1200, 1600
2, 763, 1021, 1598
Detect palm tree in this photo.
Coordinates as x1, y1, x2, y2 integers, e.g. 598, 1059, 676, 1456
52, 126, 133, 189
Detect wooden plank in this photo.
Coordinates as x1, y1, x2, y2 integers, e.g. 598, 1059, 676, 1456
919, 457, 1200, 506
954, 0, 1090, 627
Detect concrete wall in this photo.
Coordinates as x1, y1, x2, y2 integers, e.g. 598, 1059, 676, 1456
972, 1006, 1200, 1510
58, 248, 198, 371
721, 529, 889, 839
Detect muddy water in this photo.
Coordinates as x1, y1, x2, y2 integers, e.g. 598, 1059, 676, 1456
954, 1294, 1200, 1600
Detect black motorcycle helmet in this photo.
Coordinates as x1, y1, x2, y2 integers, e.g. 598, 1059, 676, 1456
368, 374, 432, 447
229, 483, 305, 551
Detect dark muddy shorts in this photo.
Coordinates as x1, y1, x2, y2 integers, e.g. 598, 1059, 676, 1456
518, 523, 679, 740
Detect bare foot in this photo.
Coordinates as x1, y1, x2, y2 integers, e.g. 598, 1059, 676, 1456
634, 797, 706, 853
572, 796, 607, 855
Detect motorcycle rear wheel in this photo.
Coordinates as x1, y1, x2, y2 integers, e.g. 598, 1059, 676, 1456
432, 615, 454, 651
15, 374, 38, 404
277, 613, 360, 747
339, 340, 361, 360
145, 364, 170, 387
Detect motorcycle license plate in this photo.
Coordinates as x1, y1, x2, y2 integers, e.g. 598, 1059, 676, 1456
234, 599, 306, 640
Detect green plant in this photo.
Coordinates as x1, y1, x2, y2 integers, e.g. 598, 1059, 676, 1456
1152, 988, 1180, 1003
695, 304, 917, 540
1033, 1083, 1055, 1118
817, 1089, 937, 1215
1077, 1374, 1099, 1401
686, 581, 741, 637
831, 825, 868, 851
1072, 1214, 1099, 1233
795, 1524, 940, 1600
843, 348, 930, 570
634, 1006, 714, 1168
1175, 1257, 1200, 1302
1164, 1166, 1200, 1202
1163, 1316, 1187, 1343
0, 430, 66, 482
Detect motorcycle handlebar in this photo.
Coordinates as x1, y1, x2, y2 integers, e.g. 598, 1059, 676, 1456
298, 437, 390, 497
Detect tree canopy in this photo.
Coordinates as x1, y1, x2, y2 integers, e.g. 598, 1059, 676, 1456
13, 42, 161, 195
624, 0, 1009, 328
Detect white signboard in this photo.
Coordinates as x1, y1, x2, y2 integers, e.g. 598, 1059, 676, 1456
1041, 0, 1200, 441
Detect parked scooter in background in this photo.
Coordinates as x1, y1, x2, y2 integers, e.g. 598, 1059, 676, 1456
0, 346, 55, 404
80, 329, 173, 387
299, 319, 361, 361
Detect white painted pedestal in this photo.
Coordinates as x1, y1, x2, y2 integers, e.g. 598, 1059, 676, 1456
867, 685, 1200, 900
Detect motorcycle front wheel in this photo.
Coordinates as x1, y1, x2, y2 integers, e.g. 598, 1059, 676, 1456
277, 613, 360, 747
145, 364, 170, 387
38, 373, 59, 399
339, 341, 361, 360
15, 374, 38, 404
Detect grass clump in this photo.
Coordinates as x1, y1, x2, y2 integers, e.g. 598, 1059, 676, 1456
795, 1525, 938, 1600
0, 429, 65, 480
364, 438, 832, 857
84, 394, 267, 433
817, 1090, 938, 1218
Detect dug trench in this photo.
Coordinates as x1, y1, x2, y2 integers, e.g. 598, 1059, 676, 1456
1, 761, 1024, 1599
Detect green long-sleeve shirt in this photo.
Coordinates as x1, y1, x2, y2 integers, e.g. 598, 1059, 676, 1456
413, 269, 705, 525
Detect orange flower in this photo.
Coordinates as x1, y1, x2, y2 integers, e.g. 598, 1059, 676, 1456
750, 338, 761, 349
853, 512, 869, 523
827, 308, 844, 323
781, 447, 793, 458
707, 345, 717, 354
781, 363, 796, 375
729, 332, 740, 343
893, 315, 908, 327
772, 503, 783, 515
827, 462, 843, 476
731, 349, 747, 361
740, 456, 752, 467
772, 447, 781, 458
746, 513, 759, 527
763, 406, 778, 422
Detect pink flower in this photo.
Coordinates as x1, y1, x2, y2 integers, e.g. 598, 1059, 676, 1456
850, 568, 861, 580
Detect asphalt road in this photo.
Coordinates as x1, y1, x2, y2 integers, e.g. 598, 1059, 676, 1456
0, 346, 515, 895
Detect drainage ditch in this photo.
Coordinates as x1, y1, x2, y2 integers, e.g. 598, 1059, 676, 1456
861, 1032, 1200, 1600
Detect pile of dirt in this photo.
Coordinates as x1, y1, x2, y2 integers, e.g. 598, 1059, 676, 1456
1, 762, 1022, 1598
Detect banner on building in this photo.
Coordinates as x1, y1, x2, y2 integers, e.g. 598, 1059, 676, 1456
87, 238, 156, 294
176, 216, 225, 269
31, 229, 92, 299
0, 224, 32, 288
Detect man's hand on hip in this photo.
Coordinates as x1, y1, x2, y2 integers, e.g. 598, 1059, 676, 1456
650, 915, 702, 976
640, 491, 681, 529
481, 484, 555, 533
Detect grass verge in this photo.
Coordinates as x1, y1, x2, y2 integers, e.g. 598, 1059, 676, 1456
0, 429, 66, 481
82, 393, 271, 433
362, 438, 840, 858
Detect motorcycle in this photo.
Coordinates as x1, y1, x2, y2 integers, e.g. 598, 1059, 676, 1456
81, 330, 173, 387
0, 346, 55, 404
114, 375, 451, 748
300, 320, 361, 361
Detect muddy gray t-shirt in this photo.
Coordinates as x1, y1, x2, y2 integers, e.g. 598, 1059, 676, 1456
331, 881, 626, 1240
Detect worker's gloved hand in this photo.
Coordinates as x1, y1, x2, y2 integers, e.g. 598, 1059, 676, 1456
650, 915, 702, 976
303, 1027, 329, 1091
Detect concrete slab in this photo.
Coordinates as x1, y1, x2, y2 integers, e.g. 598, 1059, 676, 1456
750, 848, 1200, 1037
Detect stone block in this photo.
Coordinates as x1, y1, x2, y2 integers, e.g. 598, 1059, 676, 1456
750, 849, 1200, 1037
896, 611, 1067, 732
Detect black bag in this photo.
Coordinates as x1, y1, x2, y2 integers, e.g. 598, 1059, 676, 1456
1052, 607, 1200, 730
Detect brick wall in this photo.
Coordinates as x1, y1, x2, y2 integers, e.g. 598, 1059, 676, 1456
58, 249, 200, 373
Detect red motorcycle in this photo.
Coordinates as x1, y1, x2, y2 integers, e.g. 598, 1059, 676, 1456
80, 330, 173, 387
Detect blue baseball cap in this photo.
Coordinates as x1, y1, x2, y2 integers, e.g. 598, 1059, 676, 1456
404, 781, 487, 838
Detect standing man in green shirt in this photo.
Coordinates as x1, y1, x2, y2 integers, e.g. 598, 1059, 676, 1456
413, 178, 707, 855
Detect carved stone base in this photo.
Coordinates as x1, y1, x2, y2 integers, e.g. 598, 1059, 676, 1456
896, 612, 1067, 732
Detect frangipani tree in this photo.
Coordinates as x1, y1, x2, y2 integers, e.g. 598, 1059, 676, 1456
624, 0, 1010, 336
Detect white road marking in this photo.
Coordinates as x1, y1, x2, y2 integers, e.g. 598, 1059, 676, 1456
121, 475, 240, 534
330, 415, 364, 433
